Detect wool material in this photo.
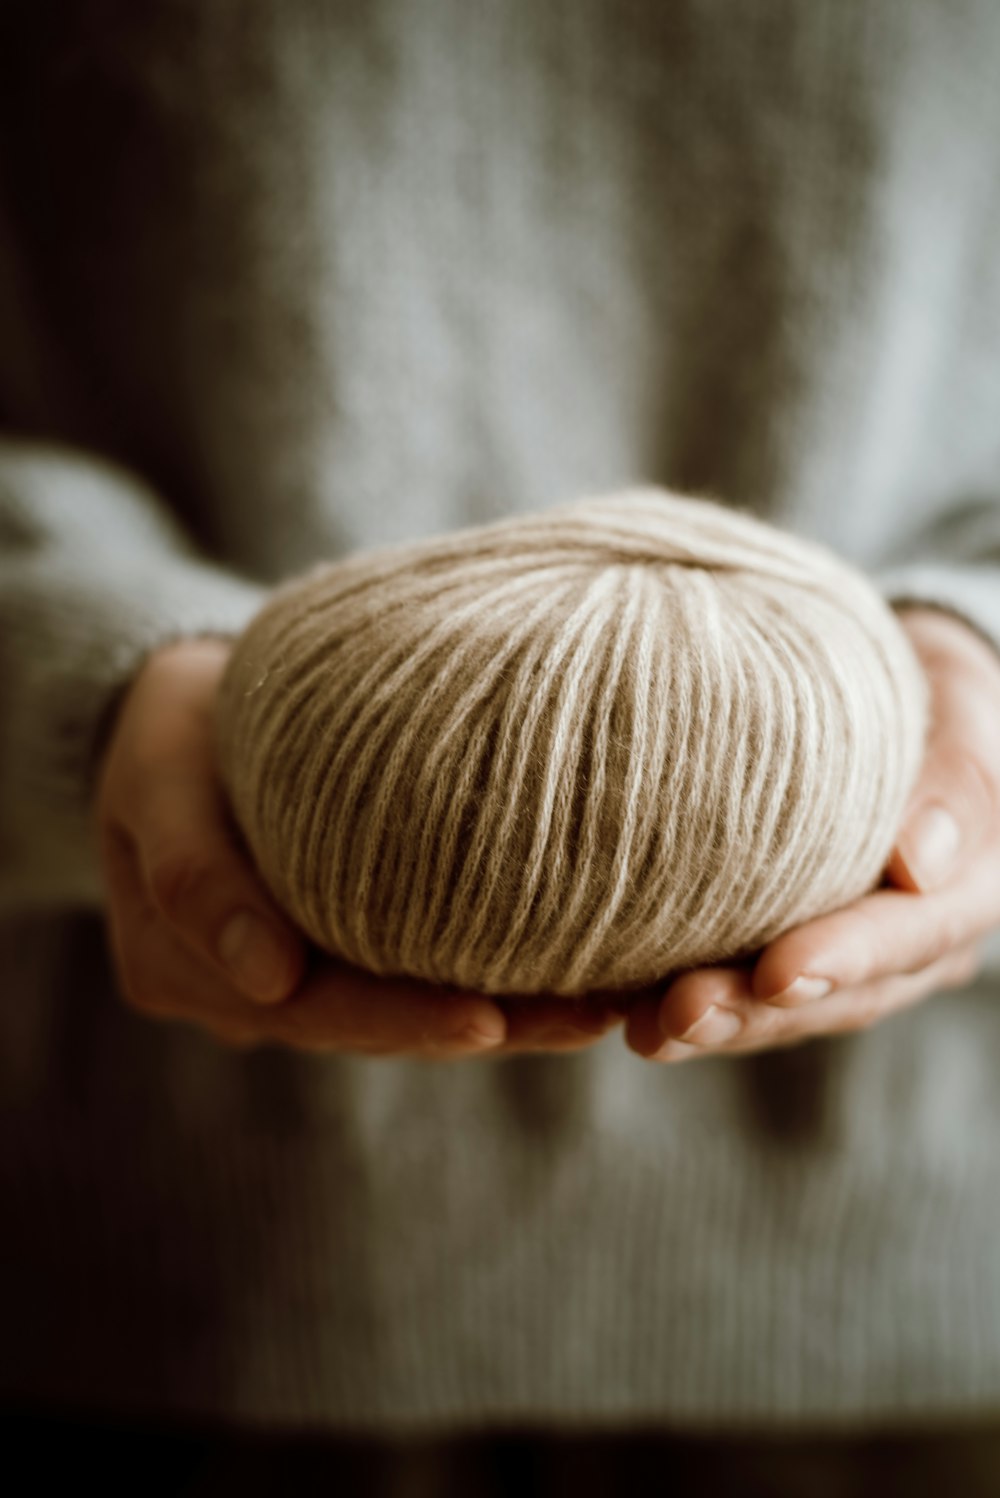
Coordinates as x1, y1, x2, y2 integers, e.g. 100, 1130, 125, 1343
214, 488, 928, 997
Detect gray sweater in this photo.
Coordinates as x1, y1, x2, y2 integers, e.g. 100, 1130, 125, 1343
3, 0, 1000, 1433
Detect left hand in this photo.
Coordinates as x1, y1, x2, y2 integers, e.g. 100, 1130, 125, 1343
94, 635, 620, 1060
625, 606, 1000, 1062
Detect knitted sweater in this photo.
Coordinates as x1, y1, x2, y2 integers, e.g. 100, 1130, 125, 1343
3, 0, 1000, 1434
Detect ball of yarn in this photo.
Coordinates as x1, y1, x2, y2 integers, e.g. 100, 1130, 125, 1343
214, 488, 928, 997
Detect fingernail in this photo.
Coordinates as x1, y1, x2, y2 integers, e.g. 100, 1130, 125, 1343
675, 1005, 743, 1045
769, 976, 833, 1006
218, 910, 295, 1003
901, 804, 961, 890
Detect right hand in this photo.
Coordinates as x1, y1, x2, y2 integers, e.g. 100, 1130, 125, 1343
93, 636, 621, 1057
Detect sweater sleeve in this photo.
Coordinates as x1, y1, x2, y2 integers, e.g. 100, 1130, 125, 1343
0, 438, 268, 913
871, 495, 1000, 660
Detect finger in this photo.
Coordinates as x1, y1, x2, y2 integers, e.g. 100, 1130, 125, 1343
716, 941, 981, 1056
102, 822, 510, 1057
888, 616, 1000, 894
629, 943, 982, 1062
625, 966, 749, 1058
771, 940, 983, 1039
750, 837, 1000, 1004
495, 996, 623, 1053
100, 821, 276, 1028
99, 822, 154, 1011
129, 769, 306, 1004
266, 958, 509, 1056
106, 802, 607, 1061
267, 974, 626, 1059
888, 745, 997, 894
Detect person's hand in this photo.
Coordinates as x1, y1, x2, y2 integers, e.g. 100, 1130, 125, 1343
93, 636, 620, 1057
624, 606, 1000, 1061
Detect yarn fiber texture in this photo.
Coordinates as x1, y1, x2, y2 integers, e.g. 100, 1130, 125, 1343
215, 489, 928, 997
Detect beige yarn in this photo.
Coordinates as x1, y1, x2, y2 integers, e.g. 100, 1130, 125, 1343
214, 489, 928, 997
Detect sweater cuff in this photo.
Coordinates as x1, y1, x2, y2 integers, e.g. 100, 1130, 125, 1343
2, 553, 267, 912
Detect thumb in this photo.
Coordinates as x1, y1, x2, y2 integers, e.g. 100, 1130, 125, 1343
887, 743, 995, 894
138, 770, 307, 1003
